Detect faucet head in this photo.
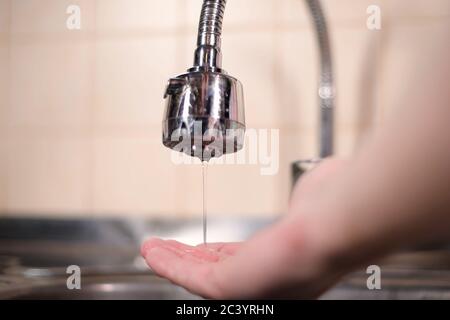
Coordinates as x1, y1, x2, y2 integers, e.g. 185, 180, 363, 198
163, 68, 245, 161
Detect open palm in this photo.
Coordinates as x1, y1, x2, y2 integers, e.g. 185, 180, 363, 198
141, 219, 339, 299
141, 159, 348, 299
141, 238, 242, 298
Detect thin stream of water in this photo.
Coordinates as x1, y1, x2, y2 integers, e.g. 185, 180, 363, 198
201, 161, 208, 245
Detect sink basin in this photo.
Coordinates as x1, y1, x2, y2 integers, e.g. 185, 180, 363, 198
4, 264, 450, 300
1, 273, 200, 300
0, 217, 268, 300
1, 217, 449, 300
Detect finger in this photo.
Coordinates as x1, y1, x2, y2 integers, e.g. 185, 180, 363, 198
141, 237, 165, 257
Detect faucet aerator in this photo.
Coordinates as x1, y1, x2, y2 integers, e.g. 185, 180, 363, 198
162, 0, 245, 161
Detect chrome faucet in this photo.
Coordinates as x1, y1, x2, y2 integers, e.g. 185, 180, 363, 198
163, 0, 334, 161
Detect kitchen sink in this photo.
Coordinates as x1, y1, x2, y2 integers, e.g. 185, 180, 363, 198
1, 217, 450, 300
0, 217, 264, 300
3, 268, 450, 300
1, 273, 199, 300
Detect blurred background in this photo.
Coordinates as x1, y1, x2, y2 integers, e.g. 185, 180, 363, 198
0, 0, 449, 219
1, 0, 450, 301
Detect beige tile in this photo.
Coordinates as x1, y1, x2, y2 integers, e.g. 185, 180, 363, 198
277, 29, 319, 130
280, 127, 318, 163
0, 26, 9, 217
225, 0, 276, 28
159, 159, 199, 217
94, 37, 177, 129
181, 160, 280, 217
0, 0, 10, 127
6, 137, 91, 214
185, 0, 277, 29
179, 30, 196, 70
333, 27, 382, 139
322, 0, 386, 27
279, 25, 383, 155
0, 0, 11, 33
275, 128, 318, 211
96, 0, 178, 32
9, 40, 93, 129
383, 0, 450, 19
176, 127, 314, 217
92, 131, 180, 216
335, 124, 359, 157
182, 0, 202, 28
0, 2, 8, 215
0, 139, 7, 214
0, 41, 9, 130
220, 31, 278, 128
278, 0, 320, 26
11, 0, 96, 34
0, 34, 8, 44
185, 0, 386, 30
378, 20, 450, 120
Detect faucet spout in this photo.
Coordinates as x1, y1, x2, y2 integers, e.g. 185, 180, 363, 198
162, 0, 244, 161
162, 0, 334, 160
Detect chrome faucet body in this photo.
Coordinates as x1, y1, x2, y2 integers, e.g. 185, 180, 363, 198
163, 0, 244, 161
163, 0, 334, 160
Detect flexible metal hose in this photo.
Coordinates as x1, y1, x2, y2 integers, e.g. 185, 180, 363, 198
305, 0, 335, 157
195, 0, 334, 156
194, 0, 227, 69
198, 0, 226, 47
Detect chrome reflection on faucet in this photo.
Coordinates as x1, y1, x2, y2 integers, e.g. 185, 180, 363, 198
162, 0, 334, 160
163, 0, 245, 161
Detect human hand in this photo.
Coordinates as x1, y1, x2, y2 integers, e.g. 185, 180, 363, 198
141, 158, 352, 299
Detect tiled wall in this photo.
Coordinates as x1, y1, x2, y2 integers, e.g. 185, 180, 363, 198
0, 0, 449, 218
